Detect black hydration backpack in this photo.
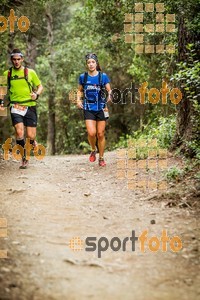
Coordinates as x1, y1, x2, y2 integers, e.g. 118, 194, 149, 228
82, 71, 103, 88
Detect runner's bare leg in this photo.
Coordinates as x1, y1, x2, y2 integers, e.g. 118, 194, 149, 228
97, 121, 106, 158
85, 120, 97, 150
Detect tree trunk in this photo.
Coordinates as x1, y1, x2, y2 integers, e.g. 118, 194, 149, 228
170, 16, 196, 156
25, 35, 38, 68
46, 6, 56, 155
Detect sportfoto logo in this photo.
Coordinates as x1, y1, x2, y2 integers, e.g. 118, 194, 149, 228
117, 138, 168, 191
0, 9, 30, 33
1, 138, 46, 161
124, 2, 176, 54
69, 81, 182, 105
68, 230, 182, 258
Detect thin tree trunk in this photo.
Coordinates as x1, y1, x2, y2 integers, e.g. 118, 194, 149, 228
46, 6, 56, 155
25, 35, 38, 68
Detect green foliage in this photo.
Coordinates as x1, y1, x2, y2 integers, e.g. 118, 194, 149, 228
114, 114, 176, 161
134, 115, 176, 149
0, 0, 199, 157
172, 45, 200, 98
185, 140, 200, 160
172, 44, 200, 157
117, 114, 176, 148
165, 166, 184, 181
194, 172, 200, 180
78, 141, 91, 154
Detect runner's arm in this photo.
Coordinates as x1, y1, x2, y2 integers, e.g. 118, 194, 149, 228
77, 85, 84, 109
30, 84, 43, 100
0, 91, 5, 108
0, 99, 4, 109
0, 74, 7, 106
105, 83, 112, 103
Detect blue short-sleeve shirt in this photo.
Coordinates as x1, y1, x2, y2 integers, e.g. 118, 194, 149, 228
79, 72, 110, 111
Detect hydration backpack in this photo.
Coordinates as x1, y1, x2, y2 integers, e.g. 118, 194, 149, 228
82, 71, 107, 103
7, 67, 35, 105
82, 71, 103, 88
8, 66, 32, 93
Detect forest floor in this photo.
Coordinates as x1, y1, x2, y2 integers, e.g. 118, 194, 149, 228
0, 151, 199, 300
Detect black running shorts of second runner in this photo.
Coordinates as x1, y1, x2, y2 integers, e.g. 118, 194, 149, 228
84, 109, 108, 121
10, 106, 37, 127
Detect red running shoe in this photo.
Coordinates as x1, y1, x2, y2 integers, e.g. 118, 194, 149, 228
89, 150, 96, 162
99, 158, 106, 167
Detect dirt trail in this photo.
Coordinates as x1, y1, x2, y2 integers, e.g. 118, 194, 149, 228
0, 152, 199, 300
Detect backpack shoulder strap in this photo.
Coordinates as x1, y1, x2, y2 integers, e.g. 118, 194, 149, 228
24, 66, 28, 81
7, 67, 12, 90
7, 66, 31, 90
24, 67, 32, 93
83, 71, 103, 87
83, 72, 88, 87
98, 71, 103, 87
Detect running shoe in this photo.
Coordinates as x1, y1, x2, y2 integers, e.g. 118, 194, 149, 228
99, 158, 106, 167
89, 150, 96, 162
19, 157, 29, 169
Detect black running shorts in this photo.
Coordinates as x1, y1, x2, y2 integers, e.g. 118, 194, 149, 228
84, 109, 107, 121
10, 106, 37, 127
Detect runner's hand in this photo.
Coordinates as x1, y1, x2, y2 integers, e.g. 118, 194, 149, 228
77, 100, 83, 109
0, 100, 4, 110
107, 90, 112, 103
30, 92, 37, 100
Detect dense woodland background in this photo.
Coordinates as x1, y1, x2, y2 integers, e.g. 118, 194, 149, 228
0, 0, 199, 159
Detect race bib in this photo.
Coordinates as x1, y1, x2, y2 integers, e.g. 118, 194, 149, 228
103, 108, 109, 119
11, 104, 28, 116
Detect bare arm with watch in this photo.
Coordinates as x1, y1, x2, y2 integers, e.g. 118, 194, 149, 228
30, 84, 43, 101
0, 99, 4, 110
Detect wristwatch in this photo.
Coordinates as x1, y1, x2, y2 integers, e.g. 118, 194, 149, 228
35, 93, 40, 100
